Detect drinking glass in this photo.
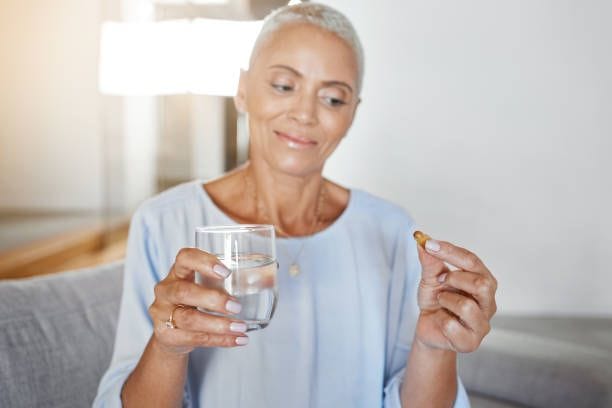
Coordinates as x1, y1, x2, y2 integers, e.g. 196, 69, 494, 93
195, 225, 278, 331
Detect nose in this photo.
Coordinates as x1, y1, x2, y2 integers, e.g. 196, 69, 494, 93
288, 92, 317, 126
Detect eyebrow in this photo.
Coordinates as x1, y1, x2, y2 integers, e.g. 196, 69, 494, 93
268, 64, 354, 94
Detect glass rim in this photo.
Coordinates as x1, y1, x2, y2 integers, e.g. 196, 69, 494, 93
195, 224, 275, 234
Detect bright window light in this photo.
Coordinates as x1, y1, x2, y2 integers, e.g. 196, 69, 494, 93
98, 19, 262, 96
99, 20, 190, 95
153, 0, 230, 4
189, 18, 262, 96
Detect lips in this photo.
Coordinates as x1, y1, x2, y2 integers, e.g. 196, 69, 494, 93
275, 130, 317, 148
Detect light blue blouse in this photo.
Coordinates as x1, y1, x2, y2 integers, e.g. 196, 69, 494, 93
94, 181, 469, 407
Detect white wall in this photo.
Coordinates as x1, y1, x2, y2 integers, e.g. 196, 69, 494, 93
0, 0, 104, 211
322, 1, 612, 316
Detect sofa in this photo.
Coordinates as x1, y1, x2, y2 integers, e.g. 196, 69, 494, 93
1, 262, 611, 408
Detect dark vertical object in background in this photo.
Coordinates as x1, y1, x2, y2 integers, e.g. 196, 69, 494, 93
224, 97, 238, 171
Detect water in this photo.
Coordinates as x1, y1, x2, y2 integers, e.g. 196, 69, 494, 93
197, 254, 278, 331
235, 288, 277, 330
226, 255, 277, 331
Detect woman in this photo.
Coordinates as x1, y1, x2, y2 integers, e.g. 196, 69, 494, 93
95, 3, 496, 407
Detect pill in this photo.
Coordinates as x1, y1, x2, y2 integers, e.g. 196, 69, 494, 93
413, 230, 431, 248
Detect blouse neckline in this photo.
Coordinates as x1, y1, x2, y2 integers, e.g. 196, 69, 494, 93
195, 180, 356, 243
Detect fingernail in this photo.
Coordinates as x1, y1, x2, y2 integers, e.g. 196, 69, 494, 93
226, 300, 242, 314
235, 336, 249, 346
213, 264, 231, 278
230, 322, 247, 333
438, 272, 448, 283
425, 239, 440, 252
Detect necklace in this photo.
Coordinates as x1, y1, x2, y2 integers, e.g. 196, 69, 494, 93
243, 170, 327, 277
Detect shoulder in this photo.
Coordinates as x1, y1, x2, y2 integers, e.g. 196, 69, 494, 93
349, 189, 416, 232
132, 180, 203, 224
126, 181, 208, 264
338, 189, 418, 258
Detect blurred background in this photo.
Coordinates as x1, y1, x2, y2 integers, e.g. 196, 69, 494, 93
0, 0, 610, 317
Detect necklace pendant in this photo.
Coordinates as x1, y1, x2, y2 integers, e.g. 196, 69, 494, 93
289, 263, 301, 277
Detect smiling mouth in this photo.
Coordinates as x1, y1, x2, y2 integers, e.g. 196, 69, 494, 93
274, 131, 318, 148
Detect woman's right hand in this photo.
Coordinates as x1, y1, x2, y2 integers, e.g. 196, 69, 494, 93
148, 248, 249, 355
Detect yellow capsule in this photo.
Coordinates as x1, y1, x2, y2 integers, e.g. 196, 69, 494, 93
413, 230, 431, 248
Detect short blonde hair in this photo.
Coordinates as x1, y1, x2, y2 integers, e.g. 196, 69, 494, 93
250, 2, 364, 94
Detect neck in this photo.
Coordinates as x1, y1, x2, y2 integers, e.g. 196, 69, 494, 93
244, 158, 326, 237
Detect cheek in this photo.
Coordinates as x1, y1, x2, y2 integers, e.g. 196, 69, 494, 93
319, 111, 353, 143
246, 87, 287, 120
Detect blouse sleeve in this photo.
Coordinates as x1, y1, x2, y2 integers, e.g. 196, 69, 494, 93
382, 221, 471, 407
92, 208, 193, 408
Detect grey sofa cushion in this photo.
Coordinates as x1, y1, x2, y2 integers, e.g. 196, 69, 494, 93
0, 262, 123, 408
459, 324, 612, 408
469, 393, 525, 408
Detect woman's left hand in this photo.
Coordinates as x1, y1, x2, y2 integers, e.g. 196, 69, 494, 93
414, 234, 497, 353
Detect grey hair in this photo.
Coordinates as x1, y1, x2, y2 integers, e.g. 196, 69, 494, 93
249, 2, 364, 94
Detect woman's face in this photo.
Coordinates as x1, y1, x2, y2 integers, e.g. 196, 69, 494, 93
236, 23, 360, 177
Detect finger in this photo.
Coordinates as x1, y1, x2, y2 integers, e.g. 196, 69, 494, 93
155, 280, 242, 315
437, 291, 490, 336
172, 248, 231, 280
156, 326, 249, 348
416, 242, 450, 282
172, 307, 248, 335
442, 270, 497, 318
436, 309, 484, 353
423, 239, 487, 274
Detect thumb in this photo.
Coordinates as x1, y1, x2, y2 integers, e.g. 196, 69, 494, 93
415, 234, 448, 281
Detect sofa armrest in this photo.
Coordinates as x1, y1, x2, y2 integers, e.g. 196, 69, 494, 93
459, 318, 612, 408
0, 261, 124, 408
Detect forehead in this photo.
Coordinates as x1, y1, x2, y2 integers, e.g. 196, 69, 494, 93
251, 23, 358, 85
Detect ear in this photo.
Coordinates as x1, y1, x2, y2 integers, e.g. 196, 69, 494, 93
233, 69, 248, 114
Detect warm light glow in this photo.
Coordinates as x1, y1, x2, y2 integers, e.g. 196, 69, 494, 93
98, 19, 262, 96
99, 21, 190, 95
153, 0, 230, 4
189, 19, 262, 96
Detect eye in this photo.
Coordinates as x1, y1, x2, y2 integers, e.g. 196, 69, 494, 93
322, 96, 347, 107
272, 83, 293, 93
